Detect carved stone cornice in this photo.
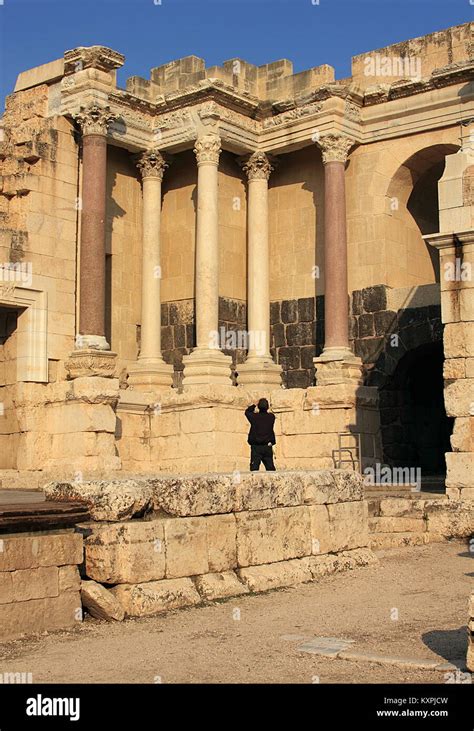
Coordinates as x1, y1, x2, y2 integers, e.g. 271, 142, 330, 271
318, 133, 354, 164
136, 149, 169, 180
241, 151, 274, 181
74, 103, 118, 136
64, 46, 125, 75
194, 133, 221, 165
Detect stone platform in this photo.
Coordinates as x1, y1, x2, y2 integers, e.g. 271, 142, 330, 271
44, 470, 377, 619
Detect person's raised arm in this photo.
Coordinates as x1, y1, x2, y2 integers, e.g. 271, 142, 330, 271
245, 404, 256, 423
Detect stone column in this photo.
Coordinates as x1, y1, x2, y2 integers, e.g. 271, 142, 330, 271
182, 134, 232, 387
314, 133, 363, 385
128, 149, 173, 391
66, 103, 118, 379
237, 151, 281, 389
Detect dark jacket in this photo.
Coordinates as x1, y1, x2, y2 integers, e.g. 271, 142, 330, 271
245, 405, 276, 446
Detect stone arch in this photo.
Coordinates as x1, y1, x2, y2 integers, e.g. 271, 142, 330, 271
385, 143, 460, 283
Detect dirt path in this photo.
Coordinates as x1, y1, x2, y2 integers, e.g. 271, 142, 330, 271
0, 541, 472, 684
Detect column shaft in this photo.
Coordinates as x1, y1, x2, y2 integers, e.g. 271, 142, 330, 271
140, 175, 163, 360
195, 160, 219, 349
247, 177, 271, 359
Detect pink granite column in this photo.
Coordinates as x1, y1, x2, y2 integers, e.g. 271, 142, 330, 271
74, 103, 117, 350
319, 133, 353, 358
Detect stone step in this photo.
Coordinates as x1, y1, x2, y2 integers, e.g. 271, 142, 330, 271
370, 532, 429, 550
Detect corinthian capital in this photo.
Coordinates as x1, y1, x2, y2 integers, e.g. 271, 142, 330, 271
194, 134, 221, 165
74, 103, 118, 136
318, 133, 354, 164
136, 149, 168, 180
241, 151, 275, 181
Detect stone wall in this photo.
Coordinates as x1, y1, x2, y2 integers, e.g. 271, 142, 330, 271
117, 383, 381, 474
0, 529, 83, 641
44, 471, 377, 619
0, 309, 19, 468
468, 593, 474, 673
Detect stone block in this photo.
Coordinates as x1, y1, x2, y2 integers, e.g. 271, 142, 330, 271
369, 517, 425, 533
327, 501, 369, 551
44, 479, 153, 522
236, 506, 311, 567
206, 514, 237, 572
307, 547, 378, 579
308, 504, 332, 554
444, 380, 474, 417
151, 474, 237, 516
235, 471, 304, 511
450, 417, 474, 452
370, 532, 429, 549
425, 501, 474, 538
378, 498, 416, 517
0, 572, 13, 604
194, 571, 249, 600
164, 516, 209, 578
237, 558, 312, 592
11, 566, 59, 601
84, 520, 165, 584
446, 453, 474, 489
45, 403, 116, 434
301, 470, 363, 505
0, 591, 81, 641
59, 565, 81, 593
81, 580, 125, 621
0, 532, 82, 572
111, 578, 201, 617
444, 322, 474, 358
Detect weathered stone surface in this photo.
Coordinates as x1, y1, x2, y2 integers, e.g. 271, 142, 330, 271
327, 501, 369, 551
235, 471, 304, 511
205, 514, 237, 572
83, 520, 165, 584
444, 379, 474, 418
308, 504, 332, 554
111, 578, 201, 617
11, 566, 59, 601
446, 453, 474, 489
44, 480, 153, 522
369, 517, 426, 533
59, 565, 81, 593
370, 532, 429, 549
0, 592, 81, 641
81, 580, 124, 621
425, 501, 474, 538
308, 547, 378, 579
163, 516, 208, 578
0, 573, 13, 604
151, 474, 237, 516
379, 498, 419, 517
0, 532, 82, 572
237, 558, 312, 592
236, 506, 311, 567
301, 470, 364, 504
194, 571, 249, 600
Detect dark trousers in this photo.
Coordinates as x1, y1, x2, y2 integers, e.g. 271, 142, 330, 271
250, 444, 276, 471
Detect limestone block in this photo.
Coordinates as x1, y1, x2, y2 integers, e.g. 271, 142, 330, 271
281, 409, 349, 435
460, 288, 474, 321
151, 474, 237, 516
164, 516, 209, 578
443, 358, 466, 380
369, 517, 425, 533
444, 323, 474, 358
308, 504, 332, 554
194, 571, 249, 600
149, 411, 180, 437
44, 480, 153, 521
0, 532, 82, 572
379, 498, 418, 517
236, 506, 311, 567
301, 470, 364, 505
306, 385, 357, 408
70, 377, 120, 405
308, 547, 378, 579
111, 578, 201, 617
425, 501, 474, 538
444, 379, 474, 417
0, 572, 13, 604
370, 532, 428, 549
205, 514, 237, 572
450, 417, 474, 452
327, 501, 369, 551
84, 521, 165, 584
466, 359, 474, 379
270, 388, 305, 412
235, 471, 305, 511
11, 566, 59, 601
237, 557, 312, 592
446, 452, 474, 489
281, 433, 338, 459
46, 403, 116, 434
59, 565, 81, 593
81, 580, 125, 621
0, 591, 81, 641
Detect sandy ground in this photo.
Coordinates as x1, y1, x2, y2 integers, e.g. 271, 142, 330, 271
0, 541, 472, 684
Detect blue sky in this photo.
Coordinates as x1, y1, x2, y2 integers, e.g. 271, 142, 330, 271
0, 0, 472, 107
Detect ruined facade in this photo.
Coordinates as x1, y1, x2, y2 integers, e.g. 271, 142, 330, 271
0, 23, 473, 494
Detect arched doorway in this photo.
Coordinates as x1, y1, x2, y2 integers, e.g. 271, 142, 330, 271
380, 341, 453, 474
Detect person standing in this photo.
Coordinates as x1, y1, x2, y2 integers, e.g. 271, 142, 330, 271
245, 398, 276, 471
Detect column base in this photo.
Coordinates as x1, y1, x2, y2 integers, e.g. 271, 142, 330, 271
76, 334, 110, 351
314, 348, 363, 386
182, 348, 233, 387
65, 349, 117, 379
236, 357, 282, 390
127, 359, 174, 392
